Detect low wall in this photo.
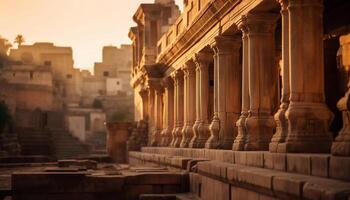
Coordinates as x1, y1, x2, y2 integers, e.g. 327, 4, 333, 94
129, 147, 350, 200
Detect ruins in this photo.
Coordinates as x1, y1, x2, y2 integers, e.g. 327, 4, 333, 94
1, 0, 350, 199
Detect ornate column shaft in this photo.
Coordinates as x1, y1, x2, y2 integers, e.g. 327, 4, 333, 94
244, 13, 279, 151
207, 36, 242, 149
171, 70, 184, 147
180, 60, 196, 148
147, 87, 155, 146
150, 82, 163, 147
189, 58, 202, 148
233, 25, 249, 151
139, 89, 149, 121
332, 33, 350, 156
189, 52, 212, 148
280, 0, 333, 153
270, 0, 290, 152
160, 78, 174, 146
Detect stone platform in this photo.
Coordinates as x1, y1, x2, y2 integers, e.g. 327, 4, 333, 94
129, 147, 350, 200
1, 160, 189, 200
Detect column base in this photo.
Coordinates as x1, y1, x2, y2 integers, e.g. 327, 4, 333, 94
245, 114, 275, 151
232, 142, 245, 151
180, 125, 194, 148
277, 141, 331, 153
284, 102, 333, 153
206, 117, 220, 149
270, 103, 289, 152
233, 115, 248, 151
219, 140, 235, 150
331, 142, 350, 156
173, 127, 183, 148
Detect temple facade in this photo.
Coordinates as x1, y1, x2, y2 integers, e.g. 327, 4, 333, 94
128, 0, 350, 198
130, 0, 350, 155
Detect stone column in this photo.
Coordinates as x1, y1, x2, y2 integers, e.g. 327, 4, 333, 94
189, 57, 202, 148
139, 89, 149, 120
233, 23, 249, 151
332, 34, 350, 156
206, 36, 242, 149
171, 70, 184, 147
189, 52, 212, 148
147, 87, 155, 146
180, 60, 196, 148
244, 13, 279, 151
280, 0, 333, 153
150, 86, 164, 146
160, 78, 174, 146
269, 0, 290, 152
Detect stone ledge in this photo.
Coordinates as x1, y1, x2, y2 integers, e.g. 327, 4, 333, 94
136, 147, 350, 182
197, 161, 350, 200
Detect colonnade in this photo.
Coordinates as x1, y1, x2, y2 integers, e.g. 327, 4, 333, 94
139, 0, 350, 156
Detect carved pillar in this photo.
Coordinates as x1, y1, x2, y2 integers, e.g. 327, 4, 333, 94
332, 34, 350, 156
244, 13, 279, 151
139, 89, 149, 121
279, 0, 333, 153
189, 52, 212, 148
233, 23, 249, 151
206, 36, 242, 149
270, 0, 290, 152
189, 56, 202, 148
180, 61, 196, 148
147, 87, 155, 146
160, 78, 174, 146
150, 86, 163, 146
171, 70, 184, 147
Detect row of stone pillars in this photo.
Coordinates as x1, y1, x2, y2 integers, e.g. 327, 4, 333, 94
139, 0, 350, 156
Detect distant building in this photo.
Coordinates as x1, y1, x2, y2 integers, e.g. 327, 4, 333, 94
94, 45, 133, 95
0, 64, 55, 111
9, 42, 81, 105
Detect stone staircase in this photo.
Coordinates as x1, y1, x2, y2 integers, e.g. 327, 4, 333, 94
51, 130, 90, 159
16, 128, 52, 156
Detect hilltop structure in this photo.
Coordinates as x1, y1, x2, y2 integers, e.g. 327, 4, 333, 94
128, 0, 350, 199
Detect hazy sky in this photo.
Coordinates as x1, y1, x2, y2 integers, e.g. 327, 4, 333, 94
0, 0, 183, 71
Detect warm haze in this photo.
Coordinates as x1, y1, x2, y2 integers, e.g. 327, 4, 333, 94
0, 0, 183, 71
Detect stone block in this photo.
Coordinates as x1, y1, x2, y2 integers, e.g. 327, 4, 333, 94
234, 151, 247, 165
231, 186, 259, 200
246, 151, 264, 167
329, 156, 350, 181
125, 185, 153, 200
84, 175, 125, 193
201, 176, 229, 200
311, 154, 330, 177
287, 154, 311, 175
125, 173, 182, 185
303, 179, 350, 200
264, 152, 287, 171
216, 150, 234, 163
272, 174, 305, 198
236, 168, 274, 190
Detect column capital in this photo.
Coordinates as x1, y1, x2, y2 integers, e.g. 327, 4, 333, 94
162, 77, 174, 89
139, 88, 149, 99
171, 69, 184, 83
237, 13, 279, 35
193, 52, 212, 70
182, 59, 196, 75
211, 35, 241, 54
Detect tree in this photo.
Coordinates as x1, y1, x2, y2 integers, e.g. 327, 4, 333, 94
0, 36, 12, 55
0, 101, 12, 135
14, 34, 25, 47
0, 36, 12, 68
